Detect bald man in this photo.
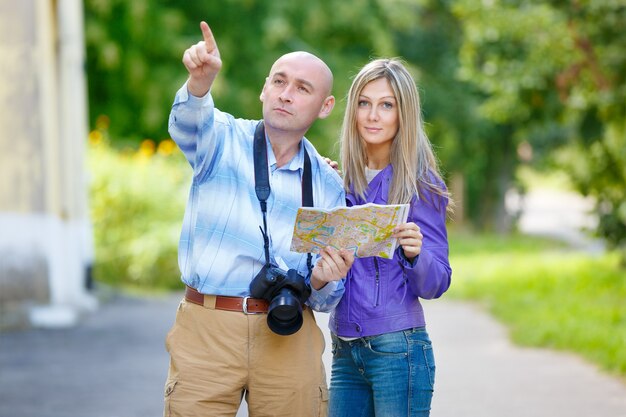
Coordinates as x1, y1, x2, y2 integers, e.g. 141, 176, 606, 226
162, 22, 354, 417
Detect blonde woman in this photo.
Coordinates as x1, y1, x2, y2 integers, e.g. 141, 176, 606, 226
329, 58, 452, 417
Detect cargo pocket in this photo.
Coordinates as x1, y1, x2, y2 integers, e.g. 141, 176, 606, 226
317, 385, 329, 417
163, 379, 178, 417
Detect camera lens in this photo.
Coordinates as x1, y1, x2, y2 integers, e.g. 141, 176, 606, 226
266, 288, 303, 335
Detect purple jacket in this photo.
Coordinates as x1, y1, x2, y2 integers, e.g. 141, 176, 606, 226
330, 165, 452, 337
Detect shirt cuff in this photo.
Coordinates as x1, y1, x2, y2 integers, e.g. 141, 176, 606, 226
175, 81, 210, 108
308, 280, 339, 310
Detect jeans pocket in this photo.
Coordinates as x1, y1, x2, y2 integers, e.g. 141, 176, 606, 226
405, 328, 435, 389
421, 344, 436, 389
366, 331, 408, 356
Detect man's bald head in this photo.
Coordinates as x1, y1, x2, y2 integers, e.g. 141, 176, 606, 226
269, 51, 334, 97
260, 50, 336, 135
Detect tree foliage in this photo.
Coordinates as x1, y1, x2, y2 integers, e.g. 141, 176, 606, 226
84, 0, 401, 150
84, 0, 189, 143
453, 0, 626, 261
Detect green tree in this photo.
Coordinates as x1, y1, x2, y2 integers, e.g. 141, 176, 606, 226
84, 0, 192, 143
84, 0, 421, 153
390, 0, 506, 229
452, 0, 626, 261
452, 1, 574, 230
551, 1, 626, 263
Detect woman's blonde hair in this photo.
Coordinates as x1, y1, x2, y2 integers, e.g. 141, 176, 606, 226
340, 58, 451, 209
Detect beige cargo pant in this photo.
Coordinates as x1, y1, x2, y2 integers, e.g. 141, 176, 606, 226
163, 297, 328, 417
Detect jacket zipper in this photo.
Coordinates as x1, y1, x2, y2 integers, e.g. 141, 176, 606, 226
373, 257, 380, 307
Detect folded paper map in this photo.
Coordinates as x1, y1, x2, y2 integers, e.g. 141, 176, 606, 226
290, 203, 410, 258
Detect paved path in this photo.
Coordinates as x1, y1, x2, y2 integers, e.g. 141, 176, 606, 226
2, 292, 626, 417
423, 299, 626, 417
0, 293, 177, 417
512, 187, 604, 252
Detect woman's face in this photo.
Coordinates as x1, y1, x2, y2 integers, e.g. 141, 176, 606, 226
356, 77, 399, 158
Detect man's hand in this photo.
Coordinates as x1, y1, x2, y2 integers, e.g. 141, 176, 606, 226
310, 247, 354, 290
393, 222, 423, 262
183, 21, 222, 97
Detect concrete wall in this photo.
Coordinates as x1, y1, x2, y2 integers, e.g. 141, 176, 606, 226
0, 0, 96, 329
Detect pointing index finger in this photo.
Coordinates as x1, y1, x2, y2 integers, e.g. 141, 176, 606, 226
200, 21, 217, 51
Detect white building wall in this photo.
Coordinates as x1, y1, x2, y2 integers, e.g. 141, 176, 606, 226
0, 0, 96, 329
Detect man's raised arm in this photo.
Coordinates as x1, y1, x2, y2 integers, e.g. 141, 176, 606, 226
182, 21, 222, 97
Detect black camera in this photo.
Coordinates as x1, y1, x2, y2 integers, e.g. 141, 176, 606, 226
250, 264, 312, 336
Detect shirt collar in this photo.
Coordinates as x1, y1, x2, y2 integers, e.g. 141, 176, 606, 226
267, 135, 305, 173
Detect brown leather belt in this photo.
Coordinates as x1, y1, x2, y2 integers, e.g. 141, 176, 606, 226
185, 286, 269, 314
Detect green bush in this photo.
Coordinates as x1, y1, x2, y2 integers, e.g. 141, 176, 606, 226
87, 131, 189, 291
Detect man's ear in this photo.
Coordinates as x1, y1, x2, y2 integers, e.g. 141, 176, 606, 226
260, 77, 269, 102
318, 96, 335, 119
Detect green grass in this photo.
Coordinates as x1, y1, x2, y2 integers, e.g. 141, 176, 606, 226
448, 228, 626, 377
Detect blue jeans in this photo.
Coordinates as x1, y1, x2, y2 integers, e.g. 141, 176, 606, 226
328, 328, 435, 417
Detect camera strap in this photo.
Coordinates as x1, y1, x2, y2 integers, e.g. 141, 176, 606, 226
253, 121, 313, 273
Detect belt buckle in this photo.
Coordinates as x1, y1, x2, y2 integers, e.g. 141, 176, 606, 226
242, 296, 262, 315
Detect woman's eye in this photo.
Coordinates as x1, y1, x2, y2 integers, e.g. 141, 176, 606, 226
382, 102, 394, 109
358, 100, 370, 107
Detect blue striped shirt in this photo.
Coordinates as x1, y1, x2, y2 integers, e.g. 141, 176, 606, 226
168, 84, 346, 312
